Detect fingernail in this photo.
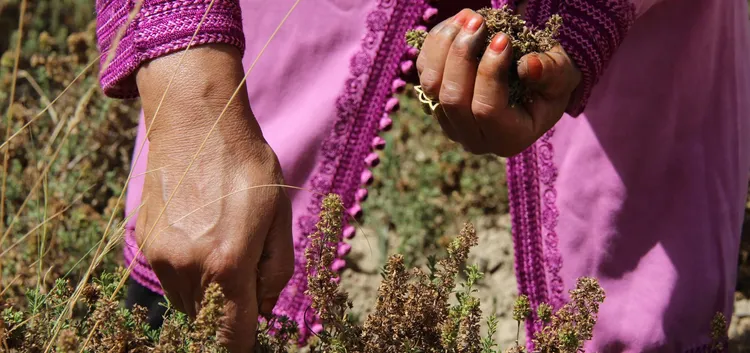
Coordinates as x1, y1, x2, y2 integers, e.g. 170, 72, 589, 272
523, 55, 543, 81
489, 33, 509, 53
464, 14, 482, 33
453, 10, 470, 25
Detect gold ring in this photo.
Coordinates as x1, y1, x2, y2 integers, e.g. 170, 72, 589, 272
414, 85, 440, 112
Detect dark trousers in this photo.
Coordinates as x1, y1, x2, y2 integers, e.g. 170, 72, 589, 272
125, 278, 168, 328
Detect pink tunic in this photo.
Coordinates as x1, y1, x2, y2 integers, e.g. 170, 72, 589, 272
509, 1, 750, 351
95, 0, 750, 350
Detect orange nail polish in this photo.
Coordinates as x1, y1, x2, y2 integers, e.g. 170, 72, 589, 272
454, 10, 470, 25
490, 34, 509, 53
464, 14, 482, 32
526, 55, 543, 81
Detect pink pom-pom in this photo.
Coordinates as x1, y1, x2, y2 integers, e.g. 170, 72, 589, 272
365, 152, 380, 167
415, 25, 428, 32
372, 136, 386, 150
400, 60, 414, 75
337, 243, 352, 257
332, 259, 346, 271
356, 188, 369, 201
385, 97, 400, 112
360, 169, 373, 185
312, 324, 324, 333
407, 47, 420, 59
392, 78, 407, 94
348, 204, 362, 218
379, 116, 393, 131
343, 225, 356, 239
423, 7, 438, 22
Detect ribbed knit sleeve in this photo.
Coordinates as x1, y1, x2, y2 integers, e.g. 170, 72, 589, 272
523, 0, 636, 116
95, 0, 245, 99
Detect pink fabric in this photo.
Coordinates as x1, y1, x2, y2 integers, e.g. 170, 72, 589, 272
565, 0, 750, 348
99, 0, 750, 351
114, 0, 440, 340
508, 0, 750, 351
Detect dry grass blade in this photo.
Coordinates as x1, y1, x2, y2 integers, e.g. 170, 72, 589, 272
17, 70, 59, 124
1, 0, 28, 246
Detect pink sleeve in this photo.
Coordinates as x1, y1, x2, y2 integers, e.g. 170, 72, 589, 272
630, 0, 670, 17
523, 0, 663, 116
95, 0, 245, 99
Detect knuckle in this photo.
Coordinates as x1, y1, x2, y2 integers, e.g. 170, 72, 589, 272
476, 62, 499, 81
435, 23, 460, 42
419, 68, 442, 97
471, 96, 499, 120
449, 40, 473, 61
416, 54, 425, 74
439, 80, 466, 108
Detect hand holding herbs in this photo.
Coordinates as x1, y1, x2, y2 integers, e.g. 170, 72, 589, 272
408, 8, 581, 157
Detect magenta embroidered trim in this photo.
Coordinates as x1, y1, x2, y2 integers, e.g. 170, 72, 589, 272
271, 0, 430, 341
505, 0, 636, 349
537, 128, 564, 309
523, 0, 635, 116
495, 0, 549, 347
96, 0, 245, 98
506, 145, 548, 347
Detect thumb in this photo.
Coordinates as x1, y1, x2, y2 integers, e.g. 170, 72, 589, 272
256, 197, 295, 317
517, 46, 580, 100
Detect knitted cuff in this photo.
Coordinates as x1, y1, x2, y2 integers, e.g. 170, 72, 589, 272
123, 229, 164, 295
523, 0, 635, 116
96, 0, 245, 99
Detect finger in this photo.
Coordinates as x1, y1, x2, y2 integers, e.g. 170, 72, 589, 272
473, 32, 513, 114
256, 196, 294, 316
439, 11, 488, 151
216, 272, 258, 353
416, 8, 471, 99
151, 263, 198, 318
517, 46, 579, 100
469, 32, 537, 157
416, 9, 469, 141
416, 21, 449, 76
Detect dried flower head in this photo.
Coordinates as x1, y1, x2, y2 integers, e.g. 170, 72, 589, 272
533, 277, 605, 353
189, 282, 227, 353
513, 295, 531, 322
537, 303, 553, 324
710, 311, 728, 352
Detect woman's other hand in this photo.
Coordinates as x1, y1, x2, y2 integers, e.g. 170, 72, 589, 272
135, 44, 294, 352
416, 9, 581, 156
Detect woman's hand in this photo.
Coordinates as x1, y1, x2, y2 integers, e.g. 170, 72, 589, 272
135, 44, 294, 352
416, 9, 581, 156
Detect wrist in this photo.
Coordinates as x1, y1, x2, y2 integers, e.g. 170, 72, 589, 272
136, 44, 267, 158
